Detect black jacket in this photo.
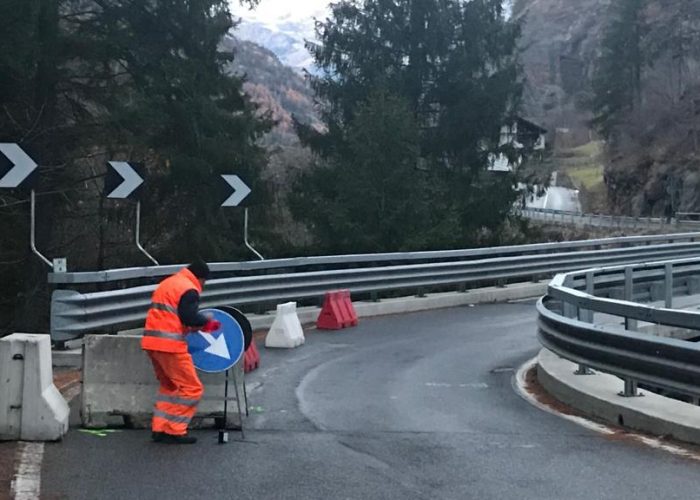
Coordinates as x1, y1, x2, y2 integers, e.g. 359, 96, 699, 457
178, 290, 208, 328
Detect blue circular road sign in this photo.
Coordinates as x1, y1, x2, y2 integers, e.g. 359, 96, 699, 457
187, 308, 245, 373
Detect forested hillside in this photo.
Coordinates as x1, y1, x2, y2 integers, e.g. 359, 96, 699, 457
515, 0, 700, 216
1, 0, 530, 335
0, 0, 271, 334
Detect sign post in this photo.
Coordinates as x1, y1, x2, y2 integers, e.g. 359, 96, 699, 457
105, 161, 158, 265
187, 308, 247, 444
221, 174, 264, 260
0, 143, 56, 269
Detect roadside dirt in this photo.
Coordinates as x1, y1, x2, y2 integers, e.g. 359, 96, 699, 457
525, 365, 700, 459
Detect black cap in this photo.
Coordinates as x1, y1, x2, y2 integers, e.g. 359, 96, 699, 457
187, 260, 210, 280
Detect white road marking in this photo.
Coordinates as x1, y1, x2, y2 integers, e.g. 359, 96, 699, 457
11, 442, 44, 500
425, 382, 489, 389
514, 357, 700, 462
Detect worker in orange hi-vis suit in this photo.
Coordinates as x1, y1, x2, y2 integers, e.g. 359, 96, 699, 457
141, 260, 220, 445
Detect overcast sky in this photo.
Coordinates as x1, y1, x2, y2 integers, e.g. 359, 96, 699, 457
233, 0, 330, 22
233, 0, 511, 24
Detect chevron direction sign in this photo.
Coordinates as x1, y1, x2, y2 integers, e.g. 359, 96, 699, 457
105, 161, 144, 199
0, 143, 38, 189
221, 174, 251, 207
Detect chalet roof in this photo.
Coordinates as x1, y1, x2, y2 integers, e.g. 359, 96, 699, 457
516, 117, 547, 135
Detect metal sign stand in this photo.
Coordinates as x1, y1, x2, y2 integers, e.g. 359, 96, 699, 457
218, 368, 245, 444
104, 160, 154, 265
30, 190, 57, 269
220, 174, 262, 260
244, 208, 264, 261
135, 201, 159, 265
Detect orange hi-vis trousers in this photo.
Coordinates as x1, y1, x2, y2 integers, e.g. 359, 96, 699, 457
147, 351, 204, 436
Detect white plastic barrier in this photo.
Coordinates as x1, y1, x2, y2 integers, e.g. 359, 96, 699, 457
265, 302, 305, 348
0, 334, 69, 441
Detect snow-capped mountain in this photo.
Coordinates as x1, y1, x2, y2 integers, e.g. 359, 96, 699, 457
231, 0, 511, 72
232, 2, 329, 73
234, 21, 315, 72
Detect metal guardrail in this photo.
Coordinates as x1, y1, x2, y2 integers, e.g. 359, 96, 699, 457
677, 212, 700, 222
51, 233, 700, 342
538, 256, 700, 400
47, 231, 700, 284
522, 207, 700, 231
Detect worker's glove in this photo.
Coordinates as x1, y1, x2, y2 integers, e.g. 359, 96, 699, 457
201, 320, 221, 333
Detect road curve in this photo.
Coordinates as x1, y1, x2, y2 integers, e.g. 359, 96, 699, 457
527, 186, 582, 213
42, 303, 700, 499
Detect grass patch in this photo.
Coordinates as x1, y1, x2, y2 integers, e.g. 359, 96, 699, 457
568, 141, 604, 158
566, 164, 604, 190
555, 141, 608, 213
558, 141, 605, 190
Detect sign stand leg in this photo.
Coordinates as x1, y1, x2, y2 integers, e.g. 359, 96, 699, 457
231, 369, 245, 440
135, 201, 159, 265
30, 190, 54, 269
218, 369, 230, 444
244, 208, 265, 261
243, 379, 249, 417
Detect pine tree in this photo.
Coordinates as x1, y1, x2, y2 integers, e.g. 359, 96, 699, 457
295, 0, 522, 251
64, 0, 273, 260
591, 0, 647, 138
291, 90, 429, 252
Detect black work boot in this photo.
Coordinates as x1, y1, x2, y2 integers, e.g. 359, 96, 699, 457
151, 432, 164, 442
160, 433, 197, 445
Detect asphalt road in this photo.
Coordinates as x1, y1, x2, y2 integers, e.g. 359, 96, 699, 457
42, 302, 700, 499
527, 186, 582, 213
1, 442, 16, 499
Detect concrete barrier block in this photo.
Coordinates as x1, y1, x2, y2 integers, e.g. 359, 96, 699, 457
0, 334, 69, 441
82, 335, 245, 429
265, 302, 305, 348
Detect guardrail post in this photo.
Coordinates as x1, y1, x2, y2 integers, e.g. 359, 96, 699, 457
574, 365, 594, 375
665, 263, 673, 308
563, 302, 578, 319
618, 379, 642, 398
577, 271, 595, 323
561, 276, 578, 319
624, 267, 637, 331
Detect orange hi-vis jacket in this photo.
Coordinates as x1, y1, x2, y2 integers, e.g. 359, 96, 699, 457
141, 268, 203, 353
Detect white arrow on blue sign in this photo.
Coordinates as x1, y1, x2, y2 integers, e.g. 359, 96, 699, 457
221, 174, 251, 207
187, 309, 245, 373
0, 143, 38, 189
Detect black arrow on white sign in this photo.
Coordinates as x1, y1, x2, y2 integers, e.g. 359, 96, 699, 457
105, 161, 144, 199
222, 175, 251, 207
0, 143, 38, 189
